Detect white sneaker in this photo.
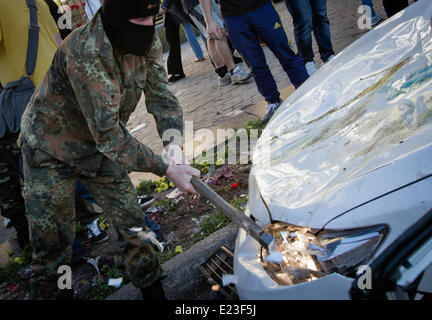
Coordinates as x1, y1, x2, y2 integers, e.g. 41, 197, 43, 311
218, 72, 231, 86
305, 61, 318, 76
3, 217, 12, 228
231, 66, 252, 84
263, 100, 282, 123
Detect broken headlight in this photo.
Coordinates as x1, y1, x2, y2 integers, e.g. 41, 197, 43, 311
261, 222, 387, 286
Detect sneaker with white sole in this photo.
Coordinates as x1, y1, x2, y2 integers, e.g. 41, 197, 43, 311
305, 61, 318, 76
87, 218, 109, 244
371, 14, 383, 27
218, 72, 231, 86
3, 217, 12, 228
231, 66, 252, 84
263, 100, 282, 123
326, 55, 335, 62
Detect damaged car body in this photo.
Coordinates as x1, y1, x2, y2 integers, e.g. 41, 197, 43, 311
234, 0, 432, 300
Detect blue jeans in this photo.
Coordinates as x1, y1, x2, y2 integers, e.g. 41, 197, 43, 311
182, 22, 204, 60
284, 0, 334, 63
361, 0, 377, 17
224, 2, 308, 104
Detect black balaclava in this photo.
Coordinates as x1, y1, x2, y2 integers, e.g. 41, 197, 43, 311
101, 0, 160, 56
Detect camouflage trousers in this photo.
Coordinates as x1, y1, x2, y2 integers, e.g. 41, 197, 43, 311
21, 141, 162, 300
0, 134, 29, 246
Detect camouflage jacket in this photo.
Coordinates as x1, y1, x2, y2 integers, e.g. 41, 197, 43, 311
20, 11, 183, 177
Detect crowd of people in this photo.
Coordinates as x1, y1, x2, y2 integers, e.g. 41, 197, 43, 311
0, 0, 416, 300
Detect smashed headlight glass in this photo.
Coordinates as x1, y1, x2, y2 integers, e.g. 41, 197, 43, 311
261, 222, 387, 286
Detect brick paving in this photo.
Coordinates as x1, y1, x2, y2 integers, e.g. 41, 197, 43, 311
128, 0, 387, 184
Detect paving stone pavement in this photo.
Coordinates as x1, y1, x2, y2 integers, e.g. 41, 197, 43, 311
128, 0, 388, 185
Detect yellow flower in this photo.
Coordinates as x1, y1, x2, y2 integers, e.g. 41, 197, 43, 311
199, 160, 208, 166
175, 246, 183, 253
215, 159, 224, 167
160, 177, 166, 182
99, 221, 107, 230
14, 257, 23, 265
160, 182, 168, 191
155, 188, 162, 193
169, 182, 175, 188
201, 167, 208, 174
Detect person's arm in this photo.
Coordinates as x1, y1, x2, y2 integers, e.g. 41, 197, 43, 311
66, 36, 200, 192
66, 51, 170, 177
199, 0, 223, 39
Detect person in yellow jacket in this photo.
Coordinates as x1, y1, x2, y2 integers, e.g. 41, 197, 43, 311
0, 0, 60, 247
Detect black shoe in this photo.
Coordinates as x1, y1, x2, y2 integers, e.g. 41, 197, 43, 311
140, 279, 167, 300
168, 73, 185, 83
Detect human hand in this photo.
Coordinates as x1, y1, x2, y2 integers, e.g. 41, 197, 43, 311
166, 164, 201, 194
207, 20, 223, 40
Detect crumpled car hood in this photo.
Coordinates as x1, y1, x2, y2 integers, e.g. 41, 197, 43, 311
251, 1, 432, 229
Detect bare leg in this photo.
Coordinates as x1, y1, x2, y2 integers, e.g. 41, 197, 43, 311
214, 31, 236, 71
207, 38, 224, 68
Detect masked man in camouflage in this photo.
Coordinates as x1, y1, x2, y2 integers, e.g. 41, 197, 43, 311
19, 0, 200, 300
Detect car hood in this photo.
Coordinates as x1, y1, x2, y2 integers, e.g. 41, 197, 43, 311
251, 0, 432, 229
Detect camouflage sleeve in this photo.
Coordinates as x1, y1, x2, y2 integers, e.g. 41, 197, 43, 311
66, 53, 169, 177
143, 35, 184, 147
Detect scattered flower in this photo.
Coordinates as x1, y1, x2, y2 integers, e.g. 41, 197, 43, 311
175, 245, 183, 253
155, 187, 162, 193
169, 181, 175, 188
199, 160, 208, 166
160, 182, 168, 191
7, 283, 16, 291
231, 183, 239, 189
13, 257, 23, 265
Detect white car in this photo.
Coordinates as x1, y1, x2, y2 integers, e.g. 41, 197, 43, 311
234, 0, 432, 300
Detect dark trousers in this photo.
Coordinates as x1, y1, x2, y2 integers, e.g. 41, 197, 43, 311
383, 0, 409, 17
21, 141, 162, 299
0, 133, 29, 246
284, 0, 334, 63
224, 2, 308, 104
165, 12, 184, 75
